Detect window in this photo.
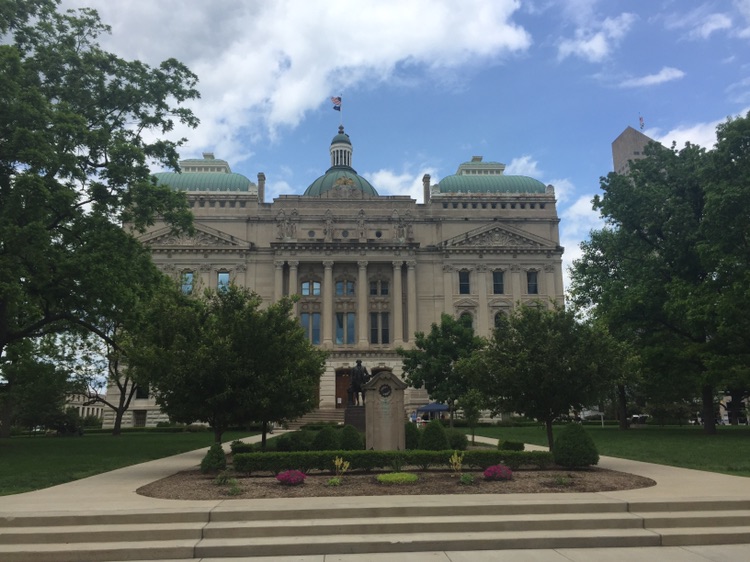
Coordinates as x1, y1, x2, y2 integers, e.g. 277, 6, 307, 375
300, 312, 321, 344
181, 271, 194, 295
492, 270, 504, 294
301, 280, 321, 296
527, 271, 539, 294
217, 271, 230, 292
335, 280, 355, 296
494, 312, 505, 328
370, 280, 389, 295
132, 410, 147, 428
135, 384, 149, 399
459, 312, 474, 330
370, 312, 390, 344
335, 312, 356, 344
458, 270, 470, 294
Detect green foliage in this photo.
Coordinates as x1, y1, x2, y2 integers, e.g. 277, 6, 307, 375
311, 425, 339, 451
480, 304, 618, 448
327, 477, 342, 486
553, 424, 599, 468
0, 2, 199, 436
200, 443, 227, 474
498, 440, 525, 451
405, 422, 421, 450
397, 314, 483, 421
459, 473, 475, 486
377, 472, 418, 485
446, 428, 469, 451
421, 419, 450, 450
339, 424, 364, 450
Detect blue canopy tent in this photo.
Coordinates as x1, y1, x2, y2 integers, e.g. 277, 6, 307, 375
415, 402, 449, 421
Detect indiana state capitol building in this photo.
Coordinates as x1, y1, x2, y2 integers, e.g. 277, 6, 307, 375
104, 126, 564, 428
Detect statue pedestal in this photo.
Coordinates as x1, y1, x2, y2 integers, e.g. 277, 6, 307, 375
344, 405, 366, 432
363, 372, 407, 450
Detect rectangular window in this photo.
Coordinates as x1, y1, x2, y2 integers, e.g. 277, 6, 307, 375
380, 281, 389, 296
492, 270, 504, 294
217, 271, 230, 292
459, 270, 470, 294
335, 312, 356, 344
135, 384, 149, 399
370, 312, 390, 344
301, 312, 321, 344
302, 281, 321, 296
370, 281, 378, 296
336, 280, 355, 296
181, 272, 194, 295
527, 271, 539, 294
132, 410, 147, 428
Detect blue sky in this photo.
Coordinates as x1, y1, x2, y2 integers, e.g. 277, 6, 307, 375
62, 0, 750, 289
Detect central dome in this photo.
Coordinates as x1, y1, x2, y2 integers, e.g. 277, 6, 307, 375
303, 126, 379, 197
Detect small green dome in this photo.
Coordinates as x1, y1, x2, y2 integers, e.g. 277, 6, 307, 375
154, 172, 254, 192
437, 175, 546, 194
304, 168, 378, 196
331, 132, 351, 146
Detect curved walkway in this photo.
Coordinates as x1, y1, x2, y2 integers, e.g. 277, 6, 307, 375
2, 433, 750, 560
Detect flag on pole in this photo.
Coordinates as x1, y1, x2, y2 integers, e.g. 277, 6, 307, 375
331, 96, 342, 111
639, 115, 645, 130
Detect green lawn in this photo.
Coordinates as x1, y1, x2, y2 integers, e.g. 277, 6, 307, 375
0, 430, 253, 496
473, 424, 750, 477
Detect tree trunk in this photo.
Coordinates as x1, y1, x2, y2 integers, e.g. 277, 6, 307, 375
261, 421, 268, 450
617, 384, 629, 430
701, 384, 717, 435
213, 426, 223, 444
112, 410, 123, 436
545, 419, 555, 450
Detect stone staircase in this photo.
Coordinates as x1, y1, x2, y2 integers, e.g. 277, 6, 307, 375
286, 407, 345, 429
3, 498, 750, 561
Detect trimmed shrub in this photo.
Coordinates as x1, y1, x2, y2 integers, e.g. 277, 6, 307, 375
200, 443, 227, 474
377, 472, 418, 485
405, 422, 421, 450
312, 425, 340, 451
498, 440, 525, 451
339, 424, 364, 450
288, 430, 313, 451
553, 423, 599, 468
446, 428, 468, 451
421, 420, 449, 450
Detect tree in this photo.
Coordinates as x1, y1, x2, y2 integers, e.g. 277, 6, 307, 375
570, 113, 750, 435
131, 285, 327, 444
0, 1, 198, 435
479, 304, 617, 449
398, 314, 483, 427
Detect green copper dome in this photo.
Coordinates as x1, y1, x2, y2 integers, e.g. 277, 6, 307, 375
437, 175, 546, 194
303, 126, 379, 197
154, 171, 254, 192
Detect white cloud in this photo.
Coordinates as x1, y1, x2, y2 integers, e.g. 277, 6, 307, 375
664, 7, 733, 39
61, 0, 531, 157
505, 155, 542, 177
364, 168, 438, 204
547, 178, 575, 204
619, 67, 685, 88
557, 13, 637, 62
559, 195, 605, 292
648, 120, 721, 150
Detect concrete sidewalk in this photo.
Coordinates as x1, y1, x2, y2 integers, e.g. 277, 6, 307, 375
2, 433, 750, 560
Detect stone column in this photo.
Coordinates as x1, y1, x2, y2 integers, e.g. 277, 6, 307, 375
511, 264, 521, 301
442, 264, 454, 315
392, 260, 404, 346
357, 260, 369, 346
274, 260, 285, 301
406, 260, 418, 341
545, 264, 557, 301
323, 260, 334, 348
476, 264, 489, 336
288, 260, 299, 314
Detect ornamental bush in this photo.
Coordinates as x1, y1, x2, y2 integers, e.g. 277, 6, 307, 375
498, 440, 525, 451
377, 472, 418, 485
276, 469, 307, 486
200, 443, 227, 474
553, 423, 599, 468
311, 425, 339, 451
421, 420, 449, 450
405, 422, 421, 450
339, 424, 364, 450
483, 464, 513, 481
446, 428, 468, 451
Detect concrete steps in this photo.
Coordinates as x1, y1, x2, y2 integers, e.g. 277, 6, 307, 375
286, 407, 345, 429
3, 498, 750, 561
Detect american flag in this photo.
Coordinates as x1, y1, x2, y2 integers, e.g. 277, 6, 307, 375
331, 96, 342, 111
639, 115, 645, 130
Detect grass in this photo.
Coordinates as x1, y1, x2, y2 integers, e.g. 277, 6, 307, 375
0, 430, 253, 496
473, 424, 750, 477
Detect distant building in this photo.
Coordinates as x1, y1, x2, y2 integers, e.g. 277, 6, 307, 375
103, 126, 565, 428
66, 394, 103, 420
612, 126, 655, 174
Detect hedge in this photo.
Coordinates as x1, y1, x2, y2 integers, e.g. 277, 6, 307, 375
232, 449, 553, 475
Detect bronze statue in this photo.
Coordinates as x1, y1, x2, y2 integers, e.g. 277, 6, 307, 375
349, 359, 370, 406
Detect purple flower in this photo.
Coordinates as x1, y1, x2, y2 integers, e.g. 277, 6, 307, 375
483, 464, 513, 481
276, 469, 306, 486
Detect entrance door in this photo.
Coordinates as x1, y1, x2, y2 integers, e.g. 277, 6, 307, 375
335, 370, 351, 409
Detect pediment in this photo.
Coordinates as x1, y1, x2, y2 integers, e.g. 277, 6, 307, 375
442, 224, 553, 250
139, 225, 248, 248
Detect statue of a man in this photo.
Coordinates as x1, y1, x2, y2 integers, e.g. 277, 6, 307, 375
349, 359, 370, 406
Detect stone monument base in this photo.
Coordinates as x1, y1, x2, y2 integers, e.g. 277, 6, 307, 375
344, 405, 366, 432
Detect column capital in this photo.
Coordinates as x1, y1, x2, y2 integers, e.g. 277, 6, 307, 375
274, 260, 285, 269
405, 260, 417, 269
287, 260, 299, 268
392, 260, 404, 269
357, 260, 369, 269
323, 260, 334, 269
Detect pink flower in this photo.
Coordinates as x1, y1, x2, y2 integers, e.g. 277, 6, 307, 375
483, 464, 513, 481
276, 469, 306, 486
